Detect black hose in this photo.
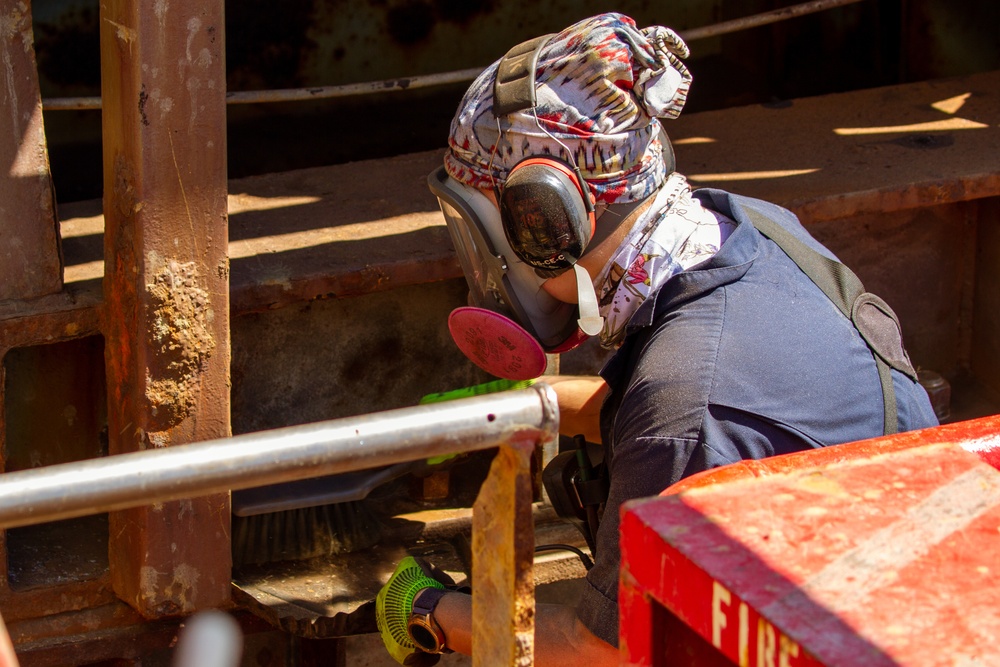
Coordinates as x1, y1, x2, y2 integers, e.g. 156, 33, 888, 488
534, 543, 594, 571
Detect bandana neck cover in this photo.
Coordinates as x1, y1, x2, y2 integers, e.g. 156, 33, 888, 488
594, 172, 737, 348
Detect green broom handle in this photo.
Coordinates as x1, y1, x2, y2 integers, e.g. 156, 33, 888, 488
418, 379, 537, 464
418, 379, 536, 405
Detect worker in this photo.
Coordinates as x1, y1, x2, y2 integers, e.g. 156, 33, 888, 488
376, 12, 939, 666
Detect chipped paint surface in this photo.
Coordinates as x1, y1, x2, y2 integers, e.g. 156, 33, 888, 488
138, 562, 201, 614
144, 256, 216, 430
621, 442, 1000, 666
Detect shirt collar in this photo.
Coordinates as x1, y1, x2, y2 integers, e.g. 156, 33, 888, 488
623, 188, 761, 333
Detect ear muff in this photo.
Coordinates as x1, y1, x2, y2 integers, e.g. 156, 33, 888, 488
498, 156, 596, 274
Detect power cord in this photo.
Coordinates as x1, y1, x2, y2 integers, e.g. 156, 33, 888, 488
534, 543, 594, 571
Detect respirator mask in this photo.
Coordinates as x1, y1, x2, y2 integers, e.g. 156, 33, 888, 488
430, 33, 676, 379
428, 35, 608, 380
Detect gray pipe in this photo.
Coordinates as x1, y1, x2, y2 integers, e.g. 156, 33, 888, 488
41, 0, 865, 111
0, 384, 559, 529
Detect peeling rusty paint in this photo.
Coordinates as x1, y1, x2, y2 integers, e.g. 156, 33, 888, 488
138, 83, 150, 125
0, 0, 62, 301
139, 563, 201, 615
112, 153, 139, 219
100, 0, 231, 618
1, 3, 30, 136
144, 258, 216, 431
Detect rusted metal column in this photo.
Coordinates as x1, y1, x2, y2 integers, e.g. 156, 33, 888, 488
0, 0, 61, 301
99, 0, 230, 617
472, 441, 537, 666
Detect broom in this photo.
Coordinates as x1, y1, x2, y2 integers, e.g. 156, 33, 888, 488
231, 379, 533, 567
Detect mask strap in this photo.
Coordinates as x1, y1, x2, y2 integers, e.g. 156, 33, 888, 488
573, 263, 604, 335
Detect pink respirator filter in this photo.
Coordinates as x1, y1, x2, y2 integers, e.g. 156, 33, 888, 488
448, 307, 547, 380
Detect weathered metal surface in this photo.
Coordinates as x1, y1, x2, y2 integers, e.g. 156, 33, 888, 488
231, 534, 464, 640
675, 71, 1000, 222
1, 338, 109, 622
6, 604, 287, 667
0, 280, 101, 328
472, 443, 536, 666
58, 71, 1000, 316
0, 284, 106, 623
971, 197, 1000, 400
0, 0, 61, 301
3, 337, 106, 473
42, 0, 866, 112
621, 441, 1000, 666
666, 413, 1000, 495
98, 0, 231, 617
230, 504, 585, 641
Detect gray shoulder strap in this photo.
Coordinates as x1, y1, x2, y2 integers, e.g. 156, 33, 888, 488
741, 204, 917, 436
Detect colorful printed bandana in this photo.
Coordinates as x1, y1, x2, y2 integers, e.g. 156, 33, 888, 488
445, 13, 692, 205
595, 173, 737, 348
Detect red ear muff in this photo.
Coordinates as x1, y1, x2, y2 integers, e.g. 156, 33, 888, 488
499, 157, 596, 273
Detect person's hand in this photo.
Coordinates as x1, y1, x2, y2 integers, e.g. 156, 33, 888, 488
376, 557, 449, 666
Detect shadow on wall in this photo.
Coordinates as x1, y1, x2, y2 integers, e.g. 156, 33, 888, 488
35, 0, 1000, 204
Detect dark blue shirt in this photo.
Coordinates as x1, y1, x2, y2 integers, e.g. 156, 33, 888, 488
576, 189, 939, 645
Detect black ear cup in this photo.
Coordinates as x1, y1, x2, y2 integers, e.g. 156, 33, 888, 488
499, 157, 596, 273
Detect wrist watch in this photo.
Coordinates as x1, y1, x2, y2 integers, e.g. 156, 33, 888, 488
408, 587, 451, 654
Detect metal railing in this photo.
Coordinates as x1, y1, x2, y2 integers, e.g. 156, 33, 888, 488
0, 384, 560, 666
40, 0, 865, 111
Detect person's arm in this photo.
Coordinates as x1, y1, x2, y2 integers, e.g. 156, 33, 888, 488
543, 375, 608, 444
433, 591, 618, 667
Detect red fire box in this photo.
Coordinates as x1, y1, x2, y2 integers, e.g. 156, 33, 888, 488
619, 417, 1000, 667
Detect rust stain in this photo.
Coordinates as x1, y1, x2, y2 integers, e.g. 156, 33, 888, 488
113, 153, 140, 219
144, 257, 216, 431
1, 1, 31, 139
138, 83, 150, 126
138, 562, 200, 615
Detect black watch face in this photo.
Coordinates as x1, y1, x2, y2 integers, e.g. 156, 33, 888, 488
409, 619, 441, 652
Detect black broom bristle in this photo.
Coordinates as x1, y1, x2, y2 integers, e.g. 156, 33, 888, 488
232, 499, 383, 568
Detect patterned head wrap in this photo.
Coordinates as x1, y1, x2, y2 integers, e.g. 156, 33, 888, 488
444, 13, 692, 204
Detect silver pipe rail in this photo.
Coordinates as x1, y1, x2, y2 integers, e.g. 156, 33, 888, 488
0, 384, 559, 529
40, 0, 865, 111
680, 0, 864, 42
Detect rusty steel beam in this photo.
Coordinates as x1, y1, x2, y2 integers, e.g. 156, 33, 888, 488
99, 0, 231, 617
472, 442, 538, 666
0, 0, 61, 301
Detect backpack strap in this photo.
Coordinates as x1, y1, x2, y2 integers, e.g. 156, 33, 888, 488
741, 205, 917, 436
